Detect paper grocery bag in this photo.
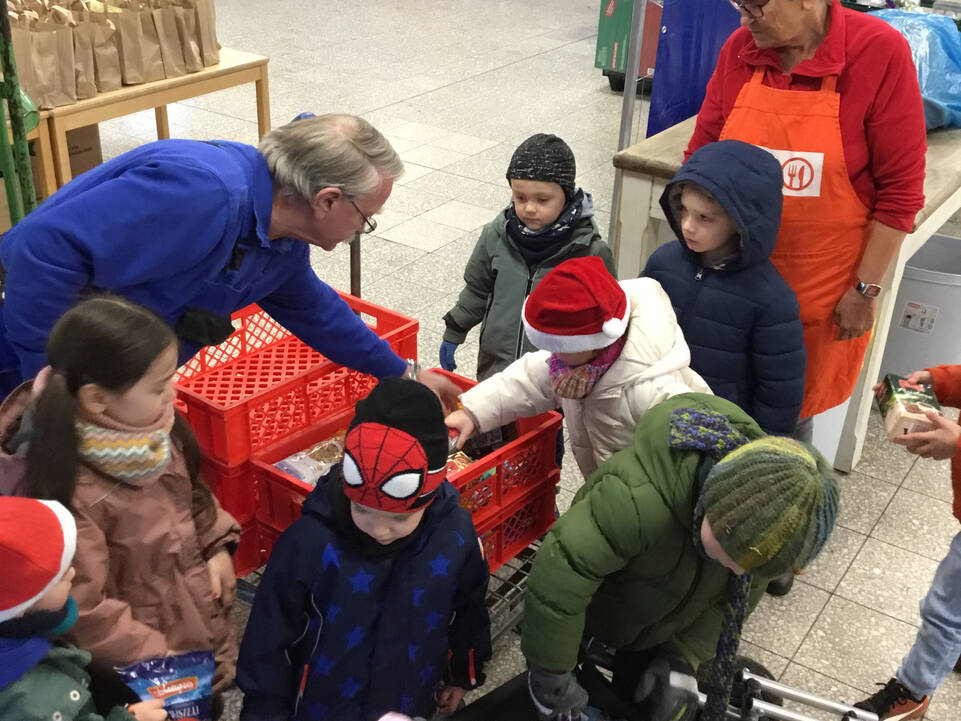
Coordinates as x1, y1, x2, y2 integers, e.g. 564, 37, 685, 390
24, 24, 78, 108
90, 15, 122, 91
73, 18, 99, 98
114, 7, 147, 84
191, 0, 218, 66
139, 8, 165, 81
152, 2, 186, 77
173, 2, 202, 72
10, 22, 39, 102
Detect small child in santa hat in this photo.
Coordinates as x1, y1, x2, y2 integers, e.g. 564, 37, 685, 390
237, 377, 492, 721
0, 496, 167, 721
446, 255, 712, 480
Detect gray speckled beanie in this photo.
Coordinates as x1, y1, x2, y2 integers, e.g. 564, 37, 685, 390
506, 133, 576, 200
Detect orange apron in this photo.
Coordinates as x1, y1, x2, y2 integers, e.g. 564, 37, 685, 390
720, 68, 871, 417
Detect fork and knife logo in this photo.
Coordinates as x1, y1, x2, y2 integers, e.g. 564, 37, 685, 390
756, 147, 825, 198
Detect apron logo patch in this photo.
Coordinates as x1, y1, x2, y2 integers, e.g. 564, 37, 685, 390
759, 147, 824, 198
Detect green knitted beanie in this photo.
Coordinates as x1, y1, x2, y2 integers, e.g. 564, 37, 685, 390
701, 436, 839, 578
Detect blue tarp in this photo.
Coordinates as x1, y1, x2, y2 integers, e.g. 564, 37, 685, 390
872, 9, 961, 130
646, 0, 740, 137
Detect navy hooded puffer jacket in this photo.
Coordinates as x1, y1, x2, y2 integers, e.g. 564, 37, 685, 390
641, 140, 805, 434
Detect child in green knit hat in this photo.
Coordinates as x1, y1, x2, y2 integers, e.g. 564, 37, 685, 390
520, 393, 838, 721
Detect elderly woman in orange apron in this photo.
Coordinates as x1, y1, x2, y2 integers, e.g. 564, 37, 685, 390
686, 0, 927, 443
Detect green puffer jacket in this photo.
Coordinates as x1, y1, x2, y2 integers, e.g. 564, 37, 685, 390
521, 393, 769, 674
0, 642, 135, 721
443, 206, 614, 380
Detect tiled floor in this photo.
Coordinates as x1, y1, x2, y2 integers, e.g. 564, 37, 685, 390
95, 1, 961, 718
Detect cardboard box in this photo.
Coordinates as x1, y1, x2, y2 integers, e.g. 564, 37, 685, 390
875, 373, 943, 440
28, 123, 103, 200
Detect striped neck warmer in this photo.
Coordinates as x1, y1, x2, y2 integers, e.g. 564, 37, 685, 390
76, 406, 175, 484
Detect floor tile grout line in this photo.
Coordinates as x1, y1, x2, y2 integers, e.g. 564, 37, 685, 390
362, 34, 599, 116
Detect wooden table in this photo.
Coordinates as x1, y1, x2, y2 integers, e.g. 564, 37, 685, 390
44, 47, 270, 186
610, 119, 961, 472
23, 111, 56, 201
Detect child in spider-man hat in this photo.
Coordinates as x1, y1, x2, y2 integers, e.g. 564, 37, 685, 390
237, 377, 492, 721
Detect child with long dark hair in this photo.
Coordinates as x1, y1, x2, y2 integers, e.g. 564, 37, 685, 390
19, 296, 241, 694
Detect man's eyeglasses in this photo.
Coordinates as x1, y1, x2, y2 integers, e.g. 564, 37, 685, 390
349, 199, 377, 234
729, 0, 766, 18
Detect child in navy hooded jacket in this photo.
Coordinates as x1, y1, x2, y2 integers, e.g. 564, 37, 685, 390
237, 377, 491, 721
642, 140, 805, 436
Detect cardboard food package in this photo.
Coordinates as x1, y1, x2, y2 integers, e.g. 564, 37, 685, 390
875, 373, 943, 440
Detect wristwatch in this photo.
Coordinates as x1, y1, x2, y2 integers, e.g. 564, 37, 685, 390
403, 358, 421, 381
855, 280, 882, 299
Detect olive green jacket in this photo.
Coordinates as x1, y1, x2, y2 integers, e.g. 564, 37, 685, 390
0, 642, 135, 721
521, 393, 769, 673
443, 209, 614, 380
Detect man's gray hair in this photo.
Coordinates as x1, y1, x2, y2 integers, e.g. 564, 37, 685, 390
258, 114, 404, 203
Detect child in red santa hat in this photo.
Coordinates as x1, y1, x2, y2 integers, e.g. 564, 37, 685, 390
446, 255, 711, 481
0, 496, 167, 721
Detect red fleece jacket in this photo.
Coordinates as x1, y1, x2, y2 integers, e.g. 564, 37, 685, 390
926, 365, 961, 524
686, 0, 926, 232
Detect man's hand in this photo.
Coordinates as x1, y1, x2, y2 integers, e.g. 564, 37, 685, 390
833, 287, 875, 341
128, 700, 168, 721
445, 410, 476, 450
416, 369, 462, 415
894, 411, 961, 460
206, 550, 236, 607
436, 685, 467, 715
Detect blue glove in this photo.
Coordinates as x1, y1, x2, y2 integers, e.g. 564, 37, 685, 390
439, 341, 458, 371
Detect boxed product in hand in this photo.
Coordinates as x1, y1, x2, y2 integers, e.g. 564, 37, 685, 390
875, 373, 942, 440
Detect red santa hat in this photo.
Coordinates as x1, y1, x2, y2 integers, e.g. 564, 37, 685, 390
522, 256, 629, 353
0, 497, 77, 622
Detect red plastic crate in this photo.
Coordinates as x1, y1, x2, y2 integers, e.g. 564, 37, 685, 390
233, 520, 263, 577
475, 481, 558, 572
251, 370, 562, 566
174, 293, 418, 466
199, 457, 257, 525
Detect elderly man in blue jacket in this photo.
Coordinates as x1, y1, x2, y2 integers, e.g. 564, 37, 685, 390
0, 113, 450, 400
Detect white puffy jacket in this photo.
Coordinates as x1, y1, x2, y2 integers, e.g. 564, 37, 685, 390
460, 278, 712, 480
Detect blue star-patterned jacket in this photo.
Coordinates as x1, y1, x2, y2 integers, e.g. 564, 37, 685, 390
237, 477, 492, 721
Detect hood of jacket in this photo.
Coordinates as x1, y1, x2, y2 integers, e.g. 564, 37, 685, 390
591, 278, 697, 398
660, 140, 784, 270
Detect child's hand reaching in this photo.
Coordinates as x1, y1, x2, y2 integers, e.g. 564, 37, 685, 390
445, 410, 476, 450
206, 550, 236, 607
894, 411, 961, 460
128, 699, 168, 721
436, 685, 466, 715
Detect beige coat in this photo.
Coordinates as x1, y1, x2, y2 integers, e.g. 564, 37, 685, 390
67, 445, 240, 690
461, 278, 712, 479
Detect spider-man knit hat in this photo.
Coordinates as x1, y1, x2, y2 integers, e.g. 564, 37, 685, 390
342, 377, 449, 513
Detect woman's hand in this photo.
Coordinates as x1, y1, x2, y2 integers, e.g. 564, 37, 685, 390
206, 550, 236, 607
436, 685, 467, 715
128, 700, 168, 721
445, 410, 476, 450
894, 411, 961, 460
873, 369, 934, 395
833, 287, 875, 341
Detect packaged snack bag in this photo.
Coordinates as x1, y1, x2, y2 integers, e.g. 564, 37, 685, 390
875, 373, 943, 440
116, 651, 215, 721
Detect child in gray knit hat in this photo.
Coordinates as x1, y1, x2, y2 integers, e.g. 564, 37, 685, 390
440, 133, 615, 382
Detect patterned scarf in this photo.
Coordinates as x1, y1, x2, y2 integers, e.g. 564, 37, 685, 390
76, 406, 174, 484
670, 407, 753, 721
505, 189, 591, 269
548, 335, 627, 399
